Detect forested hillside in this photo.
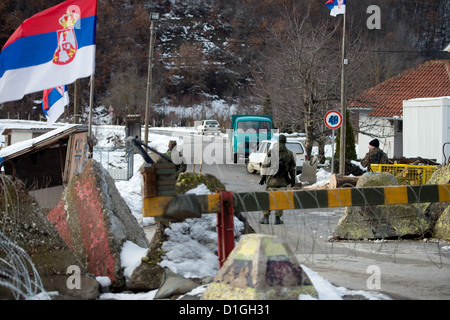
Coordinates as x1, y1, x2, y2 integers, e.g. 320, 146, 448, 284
0, 0, 448, 128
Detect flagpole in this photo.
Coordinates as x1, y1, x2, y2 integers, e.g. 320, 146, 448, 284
338, 7, 347, 176
88, 73, 94, 139
74, 79, 80, 124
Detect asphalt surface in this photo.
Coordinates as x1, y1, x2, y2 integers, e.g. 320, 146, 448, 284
152, 129, 450, 300
200, 162, 450, 300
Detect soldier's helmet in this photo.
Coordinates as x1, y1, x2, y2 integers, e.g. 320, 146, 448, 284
168, 140, 177, 149
279, 134, 287, 144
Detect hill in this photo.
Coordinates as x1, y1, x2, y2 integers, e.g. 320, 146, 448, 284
0, 0, 448, 128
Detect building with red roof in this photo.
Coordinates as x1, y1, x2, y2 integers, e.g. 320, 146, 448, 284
349, 60, 450, 159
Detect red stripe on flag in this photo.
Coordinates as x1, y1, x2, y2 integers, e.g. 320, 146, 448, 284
43, 88, 52, 110
3, 0, 97, 50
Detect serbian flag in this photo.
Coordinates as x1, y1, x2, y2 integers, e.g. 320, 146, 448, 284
42, 85, 69, 125
0, 0, 97, 104
325, 0, 346, 17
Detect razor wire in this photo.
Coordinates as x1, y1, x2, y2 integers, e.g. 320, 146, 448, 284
0, 231, 49, 300
0, 174, 49, 300
233, 186, 450, 269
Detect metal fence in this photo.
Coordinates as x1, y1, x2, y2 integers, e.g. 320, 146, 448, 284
370, 164, 437, 185
93, 146, 134, 181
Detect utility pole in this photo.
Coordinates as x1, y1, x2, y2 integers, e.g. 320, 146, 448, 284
338, 10, 347, 176
144, 12, 159, 146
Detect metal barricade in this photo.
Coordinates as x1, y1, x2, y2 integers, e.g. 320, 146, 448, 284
93, 146, 134, 181
370, 164, 436, 185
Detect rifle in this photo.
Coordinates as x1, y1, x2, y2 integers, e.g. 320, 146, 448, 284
273, 159, 295, 187
126, 136, 173, 164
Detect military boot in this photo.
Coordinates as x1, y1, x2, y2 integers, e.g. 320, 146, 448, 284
260, 215, 269, 224
274, 216, 283, 225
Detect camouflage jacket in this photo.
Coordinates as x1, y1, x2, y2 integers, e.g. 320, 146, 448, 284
166, 148, 187, 175
264, 145, 296, 188
156, 147, 187, 176
361, 147, 389, 171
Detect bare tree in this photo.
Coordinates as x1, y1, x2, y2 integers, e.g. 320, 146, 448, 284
100, 51, 146, 123
253, 5, 342, 159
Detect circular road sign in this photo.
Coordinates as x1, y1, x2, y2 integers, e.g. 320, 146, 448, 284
324, 110, 343, 129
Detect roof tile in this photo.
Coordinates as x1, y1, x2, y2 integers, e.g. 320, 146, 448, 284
349, 60, 450, 118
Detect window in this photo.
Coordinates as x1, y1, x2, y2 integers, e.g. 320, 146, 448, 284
258, 142, 270, 153
237, 121, 271, 131
286, 142, 304, 154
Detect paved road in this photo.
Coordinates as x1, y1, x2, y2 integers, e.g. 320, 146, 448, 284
152, 129, 450, 300
200, 162, 450, 300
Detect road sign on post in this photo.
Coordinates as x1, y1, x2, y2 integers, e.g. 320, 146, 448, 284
325, 110, 343, 173
325, 110, 343, 130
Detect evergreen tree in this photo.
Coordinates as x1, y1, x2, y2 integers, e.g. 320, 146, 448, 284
334, 110, 357, 161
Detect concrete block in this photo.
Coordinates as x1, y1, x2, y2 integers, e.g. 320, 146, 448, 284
202, 234, 317, 300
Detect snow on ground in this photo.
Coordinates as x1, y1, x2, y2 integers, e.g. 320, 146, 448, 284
91, 127, 391, 300
114, 174, 390, 300
112, 163, 391, 300
0, 119, 388, 300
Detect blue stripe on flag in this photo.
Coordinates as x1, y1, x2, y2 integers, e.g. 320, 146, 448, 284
0, 16, 96, 78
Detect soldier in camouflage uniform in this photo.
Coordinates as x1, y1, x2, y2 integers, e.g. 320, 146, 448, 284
165, 140, 187, 178
259, 134, 296, 225
361, 139, 389, 171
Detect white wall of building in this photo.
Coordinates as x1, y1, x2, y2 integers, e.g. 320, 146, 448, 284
357, 110, 400, 159
10, 130, 33, 146
403, 96, 450, 163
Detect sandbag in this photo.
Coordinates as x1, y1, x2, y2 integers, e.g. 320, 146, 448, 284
155, 268, 199, 299
163, 194, 201, 219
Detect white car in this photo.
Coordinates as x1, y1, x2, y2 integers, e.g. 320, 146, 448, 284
197, 120, 221, 135
246, 139, 307, 174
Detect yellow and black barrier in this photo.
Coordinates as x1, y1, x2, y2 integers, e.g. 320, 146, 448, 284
142, 181, 450, 268
143, 183, 450, 218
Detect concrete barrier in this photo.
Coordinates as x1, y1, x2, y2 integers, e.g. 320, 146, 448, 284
48, 159, 148, 289
202, 234, 317, 300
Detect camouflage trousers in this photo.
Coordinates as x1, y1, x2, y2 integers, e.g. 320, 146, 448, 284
262, 186, 292, 217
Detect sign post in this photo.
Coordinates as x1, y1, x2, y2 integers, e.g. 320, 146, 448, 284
324, 110, 343, 173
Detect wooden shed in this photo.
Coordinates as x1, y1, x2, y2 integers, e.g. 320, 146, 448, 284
0, 124, 89, 210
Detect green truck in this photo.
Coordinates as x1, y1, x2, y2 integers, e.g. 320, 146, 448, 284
228, 115, 273, 163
